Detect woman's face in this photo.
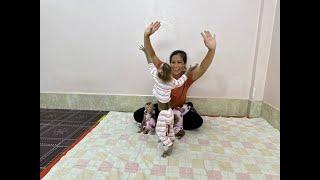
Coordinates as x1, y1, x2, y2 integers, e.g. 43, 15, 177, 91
170, 54, 186, 76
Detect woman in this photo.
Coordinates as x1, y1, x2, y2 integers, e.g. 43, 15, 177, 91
134, 21, 217, 138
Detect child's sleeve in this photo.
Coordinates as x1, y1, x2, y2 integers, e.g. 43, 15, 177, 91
172, 74, 188, 88
148, 63, 157, 77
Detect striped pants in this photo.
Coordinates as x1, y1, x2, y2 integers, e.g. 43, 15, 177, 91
156, 108, 175, 151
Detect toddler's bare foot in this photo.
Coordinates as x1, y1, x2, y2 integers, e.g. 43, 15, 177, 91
175, 129, 185, 139
161, 145, 173, 158
161, 151, 168, 158
150, 129, 156, 135
137, 129, 143, 133
143, 129, 149, 134
167, 145, 173, 155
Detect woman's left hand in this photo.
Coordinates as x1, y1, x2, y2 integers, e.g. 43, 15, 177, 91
201, 31, 216, 50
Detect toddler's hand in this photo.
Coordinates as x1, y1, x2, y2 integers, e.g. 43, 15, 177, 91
186, 63, 198, 76
138, 45, 146, 52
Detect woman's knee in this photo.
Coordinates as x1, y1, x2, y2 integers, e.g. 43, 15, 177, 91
134, 103, 159, 123
183, 111, 203, 130
153, 103, 160, 119
193, 115, 203, 129
133, 107, 145, 123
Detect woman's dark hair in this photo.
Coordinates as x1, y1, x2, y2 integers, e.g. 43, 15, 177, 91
169, 50, 187, 64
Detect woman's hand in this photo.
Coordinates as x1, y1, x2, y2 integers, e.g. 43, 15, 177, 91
201, 31, 216, 50
144, 21, 161, 37
191, 31, 216, 81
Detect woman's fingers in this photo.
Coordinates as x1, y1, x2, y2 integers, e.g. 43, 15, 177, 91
206, 31, 213, 39
154, 21, 160, 26
153, 22, 161, 31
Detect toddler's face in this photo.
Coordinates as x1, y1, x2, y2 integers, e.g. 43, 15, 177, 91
146, 105, 153, 112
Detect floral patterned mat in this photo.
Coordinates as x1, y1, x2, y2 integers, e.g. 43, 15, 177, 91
42, 111, 279, 180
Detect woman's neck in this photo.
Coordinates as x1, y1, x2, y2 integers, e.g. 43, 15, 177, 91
173, 72, 184, 79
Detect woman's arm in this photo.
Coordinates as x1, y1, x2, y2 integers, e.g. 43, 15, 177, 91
192, 31, 217, 81
144, 21, 163, 68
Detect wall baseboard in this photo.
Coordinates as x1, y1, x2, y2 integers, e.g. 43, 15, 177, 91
40, 92, 279, 130
247, 100, 263, 118
261, 102, 280, 130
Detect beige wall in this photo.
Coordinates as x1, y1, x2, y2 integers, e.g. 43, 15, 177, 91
41, 0, 278, 100
263, 0, 280, 109
248, 0, 278, 101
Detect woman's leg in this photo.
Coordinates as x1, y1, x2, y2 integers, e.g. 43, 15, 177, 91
133, 106, 145, 123
133, 103, 160, 123
182, 104, 203, 130
153, 103, 160, 121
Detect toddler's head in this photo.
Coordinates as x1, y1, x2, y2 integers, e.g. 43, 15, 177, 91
157, 63, 172, 83
145, 102, 153, 113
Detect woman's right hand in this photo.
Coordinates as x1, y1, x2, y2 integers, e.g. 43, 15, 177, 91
144, 21, 161, 37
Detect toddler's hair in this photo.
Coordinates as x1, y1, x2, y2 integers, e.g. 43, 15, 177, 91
157, 63, 172, 83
